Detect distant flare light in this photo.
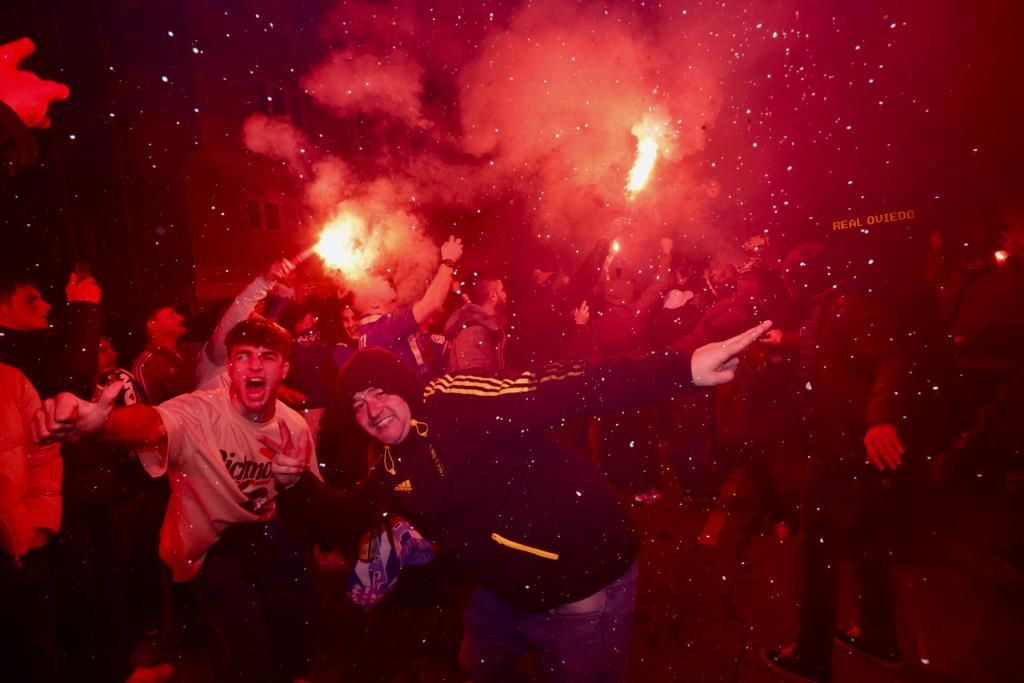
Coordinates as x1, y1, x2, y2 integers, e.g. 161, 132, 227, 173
626, 113, 668, 199
994, 249, 1009, 265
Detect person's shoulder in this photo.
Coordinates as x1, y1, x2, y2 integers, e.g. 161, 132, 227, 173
274, 400, 311, 430
160, 386, 226, 411
0, 362, 34, 403
0, 361, 28, 384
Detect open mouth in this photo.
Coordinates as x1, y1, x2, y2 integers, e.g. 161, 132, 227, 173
244, 377, 267, 399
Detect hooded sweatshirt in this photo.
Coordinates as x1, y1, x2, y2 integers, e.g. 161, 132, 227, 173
280, 349, 698, 613
443, 302, 506, 373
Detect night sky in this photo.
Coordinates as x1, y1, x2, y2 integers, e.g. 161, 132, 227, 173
3, 0, 1022, 309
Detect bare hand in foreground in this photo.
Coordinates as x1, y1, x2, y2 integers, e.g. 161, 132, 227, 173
690, 321, 773, 387
32, 381, 121, 443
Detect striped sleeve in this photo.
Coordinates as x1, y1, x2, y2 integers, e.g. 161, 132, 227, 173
423, 353, 695, 440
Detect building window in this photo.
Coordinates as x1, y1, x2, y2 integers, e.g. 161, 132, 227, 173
282, 204, 298, 231
264, 202, 281, 231
245, 200, 262, 230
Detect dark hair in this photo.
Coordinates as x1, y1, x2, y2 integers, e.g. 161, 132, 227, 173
469, 274, 502, 306
0, 272, 37, 303
277, 301, 318, 335
225, 318, 292, 358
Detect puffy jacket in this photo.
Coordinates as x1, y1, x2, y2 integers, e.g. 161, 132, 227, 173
0, 363, 61, 561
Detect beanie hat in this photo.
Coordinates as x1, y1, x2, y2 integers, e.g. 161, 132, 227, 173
337, 348, 424, 409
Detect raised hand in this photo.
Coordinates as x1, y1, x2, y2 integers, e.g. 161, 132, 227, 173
65, 272, 102, 304
32, 381, 121, 443
440, 235, 463, 264
864, 424, 904, 472
690, 321, 773, 386
265, 258, 296, 283
0, 38, 70, 129
573, 300, 590, 326
260, 420, 311, 489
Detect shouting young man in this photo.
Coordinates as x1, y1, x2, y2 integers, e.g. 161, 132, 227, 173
33, 318, 320, 683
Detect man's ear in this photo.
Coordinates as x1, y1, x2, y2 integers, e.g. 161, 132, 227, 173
281, 361, 290, 381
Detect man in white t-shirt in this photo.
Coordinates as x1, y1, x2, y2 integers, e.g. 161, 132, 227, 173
33, 318, 320, 683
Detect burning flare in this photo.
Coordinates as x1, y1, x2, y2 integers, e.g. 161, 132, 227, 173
626, 113, 668, 199
312, 212, 374, 279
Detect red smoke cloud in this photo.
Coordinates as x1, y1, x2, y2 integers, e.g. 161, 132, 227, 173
241, 114, 312, 177
243, 0, 823, 290
302, 48, 428, 129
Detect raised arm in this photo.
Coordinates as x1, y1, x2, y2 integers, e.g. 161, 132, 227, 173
203, 259, 294, 366
411, 236, 462, 326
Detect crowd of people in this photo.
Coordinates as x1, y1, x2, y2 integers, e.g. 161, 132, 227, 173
3, 35, 1023, 683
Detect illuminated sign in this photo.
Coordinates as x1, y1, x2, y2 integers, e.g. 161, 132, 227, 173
832, 209, 916, 231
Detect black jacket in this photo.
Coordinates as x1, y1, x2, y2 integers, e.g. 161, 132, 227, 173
0, 302, 103, 398
280, 351, 697, 612
802, 291, 911, 465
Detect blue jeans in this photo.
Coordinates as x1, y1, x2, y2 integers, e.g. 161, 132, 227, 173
458, 561, 638, 682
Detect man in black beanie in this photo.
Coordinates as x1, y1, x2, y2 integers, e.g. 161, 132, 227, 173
272, 322, 772, 682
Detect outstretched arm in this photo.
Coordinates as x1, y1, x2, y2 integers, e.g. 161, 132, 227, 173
31, 382, 168, 456
412, 236, 463, 326
426, 321, 773, 441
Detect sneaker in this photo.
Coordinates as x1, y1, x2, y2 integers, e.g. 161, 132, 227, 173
762, 645, 832, 683
834, 626, 903, 671
125, 662, 175, 683
633, 488, 663, 505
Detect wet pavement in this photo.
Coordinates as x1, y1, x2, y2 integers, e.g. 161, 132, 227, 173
171, 473, 1024, 683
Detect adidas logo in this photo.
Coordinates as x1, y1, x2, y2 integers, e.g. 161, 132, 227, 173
393, 479, 413, 492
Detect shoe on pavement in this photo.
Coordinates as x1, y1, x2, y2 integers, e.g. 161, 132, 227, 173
762, 645, 832, 683
125, 662, 175, 683
633, 488, 663, 505
834, 625, 904, 671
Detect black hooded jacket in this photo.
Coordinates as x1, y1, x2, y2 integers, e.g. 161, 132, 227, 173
280, 350, 698, 612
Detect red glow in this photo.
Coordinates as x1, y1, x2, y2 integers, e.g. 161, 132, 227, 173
994, 249, 1009, 264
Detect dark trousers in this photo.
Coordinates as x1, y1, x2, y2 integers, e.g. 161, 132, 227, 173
191, 518, 319, 683
796, 458, 898, 669
0, 546, 62, 683
52, 502, 136, 683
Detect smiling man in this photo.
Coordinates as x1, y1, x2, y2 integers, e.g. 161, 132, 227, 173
273, 321, 772, 683
31, 317, 321, 683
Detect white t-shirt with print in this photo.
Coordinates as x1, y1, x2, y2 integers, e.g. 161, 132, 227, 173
139, 387, 318, 582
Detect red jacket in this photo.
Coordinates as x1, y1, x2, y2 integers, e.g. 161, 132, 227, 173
0, 363, 62, 561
